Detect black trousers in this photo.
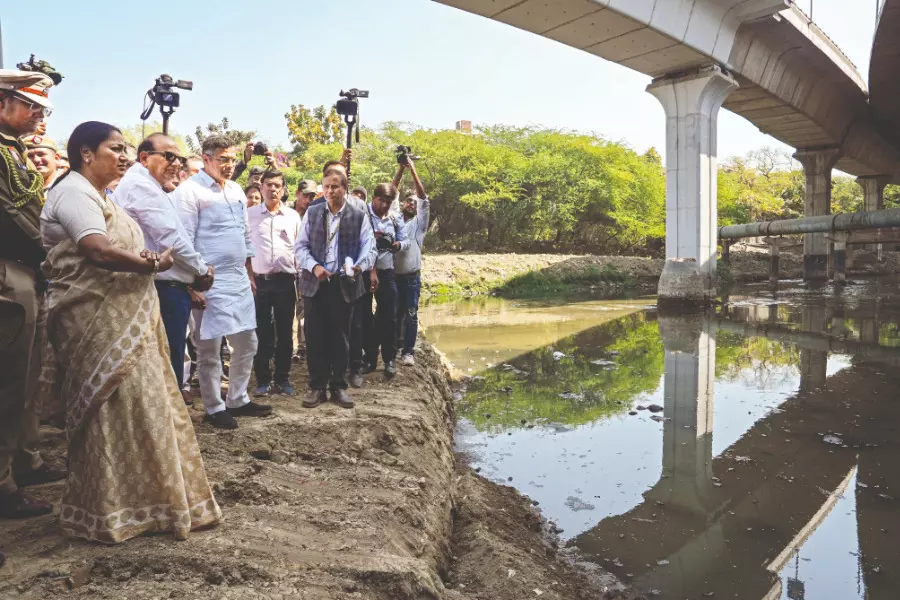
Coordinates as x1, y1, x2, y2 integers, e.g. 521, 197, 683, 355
304, 277, 352, 390
155, 281, 191, 390
362, 268, 398, 367
253, 274, 297, 385
349, 276, 369, 375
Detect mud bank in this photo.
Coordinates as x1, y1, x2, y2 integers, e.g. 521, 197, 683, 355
421, 254, 664, 298
0, 343, 632, 600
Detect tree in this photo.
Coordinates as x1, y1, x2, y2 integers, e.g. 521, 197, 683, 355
118, 121, 190, 154
284, 104, 344, 153
188, 117, 256, 153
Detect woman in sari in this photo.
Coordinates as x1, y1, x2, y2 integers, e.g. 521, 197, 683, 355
40, 121, 221, 544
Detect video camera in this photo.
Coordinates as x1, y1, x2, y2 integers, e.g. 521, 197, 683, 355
141, 74, 193, 134
395, 145, 421, 167
16, 54, 63, 85
151, 74, 193, 109
336, 88, 369, 118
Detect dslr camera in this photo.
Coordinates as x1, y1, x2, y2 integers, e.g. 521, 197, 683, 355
396, 145, 421, 166
252, 141, 268, 156
375, 231, 396, 252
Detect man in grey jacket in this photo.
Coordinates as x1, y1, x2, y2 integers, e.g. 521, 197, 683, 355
295, 168, 375, 409
393, 157, 429, 366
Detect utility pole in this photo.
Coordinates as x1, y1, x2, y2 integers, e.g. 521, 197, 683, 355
0, 16, 5, 68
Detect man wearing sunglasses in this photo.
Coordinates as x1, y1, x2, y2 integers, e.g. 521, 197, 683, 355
114, 133, 215, 406
0, 69, 65, 531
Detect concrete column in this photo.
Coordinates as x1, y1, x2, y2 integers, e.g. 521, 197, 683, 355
649, 313, 717, 515
857, 175, 891, 253
831, 232, 849, 283
793, 148, 842, 280
648, 65, 738, 303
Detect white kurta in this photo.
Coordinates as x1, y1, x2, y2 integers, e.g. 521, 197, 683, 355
175, 170, 256, 341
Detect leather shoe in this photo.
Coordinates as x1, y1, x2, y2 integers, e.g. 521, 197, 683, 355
0, 490, 53, 519
15, 463, 67, 488
303, 389, 327, 408
204, 411, 238, 430
384, 361, 397, 378
349, 371, 363, 388
228, 401, 273, 418
330, 388, 354, 409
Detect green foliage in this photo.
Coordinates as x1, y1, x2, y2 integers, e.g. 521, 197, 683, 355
290, 123, 667, 255
119, 121, 190, 154
458, 313, 664, 430
285, 105, 344, 153
189, 117, 256, 153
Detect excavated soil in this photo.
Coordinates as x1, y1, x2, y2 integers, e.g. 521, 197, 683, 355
0, 342, 633, 599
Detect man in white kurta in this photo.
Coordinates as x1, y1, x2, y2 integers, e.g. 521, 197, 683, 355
174, 136, 272, 429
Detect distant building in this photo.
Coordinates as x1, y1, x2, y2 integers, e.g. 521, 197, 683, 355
455, 120, 472, 133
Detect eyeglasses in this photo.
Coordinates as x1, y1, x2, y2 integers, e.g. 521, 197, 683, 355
145, 150, 186, 165
215, 156, 237, 165
12, 94, 52, 118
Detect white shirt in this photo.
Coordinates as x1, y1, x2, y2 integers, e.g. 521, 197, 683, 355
175, 170, 256, 340
41, 171, 108, 250
296, 199, 376, 275
114, 163, 208, 284
248, 201, 301, 275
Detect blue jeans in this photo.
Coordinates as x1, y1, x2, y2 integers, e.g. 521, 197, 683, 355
395, 271, 421, 356
155, 281, 191, 389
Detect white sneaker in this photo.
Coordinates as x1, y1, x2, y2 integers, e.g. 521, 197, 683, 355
400, 354, 415, 366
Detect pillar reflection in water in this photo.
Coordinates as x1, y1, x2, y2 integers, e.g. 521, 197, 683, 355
649, 312, 717, 515
799, 303, 828, 394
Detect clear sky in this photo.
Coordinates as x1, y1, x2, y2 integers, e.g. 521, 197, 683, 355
0, 0, 880, 162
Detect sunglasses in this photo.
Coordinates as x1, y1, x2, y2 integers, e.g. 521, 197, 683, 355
12, 94, 52, 118
145, 150, 186, 165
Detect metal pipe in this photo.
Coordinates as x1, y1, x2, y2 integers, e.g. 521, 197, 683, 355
718, 207, 900, 240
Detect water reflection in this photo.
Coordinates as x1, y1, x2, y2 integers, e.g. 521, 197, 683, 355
450, 286, 900, 600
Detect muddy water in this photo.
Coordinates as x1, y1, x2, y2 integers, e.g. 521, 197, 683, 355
421, 282, 900, 600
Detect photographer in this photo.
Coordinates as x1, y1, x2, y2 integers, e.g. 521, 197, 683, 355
361, 183, 408, 378
393, 155, 429, 366
232, 141, 276, 182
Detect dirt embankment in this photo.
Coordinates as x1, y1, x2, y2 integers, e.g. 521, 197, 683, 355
1, 343, 633, 600
421, 254, 664, 297
422, 250, 900, 297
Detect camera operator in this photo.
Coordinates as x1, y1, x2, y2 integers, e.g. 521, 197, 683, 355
360, 183, 408, 378
114, 133, 215, 405
233, 141, 276, 182
296, 167, 375, 409
248, 170, 301, 396
393, 155, 429, 366
23, 134, 61, 190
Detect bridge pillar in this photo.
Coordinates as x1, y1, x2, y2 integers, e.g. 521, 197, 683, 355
857, 175, 891, 253
793, 148, 841, 280
648, 65, 737, 304
649, 313, 717, 514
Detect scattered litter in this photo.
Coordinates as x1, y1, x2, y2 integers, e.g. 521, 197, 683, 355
877, 494, 895, 501
552, 351, 567, 360
558, 392, 584, 400
631, 517, 657, 523
657, 559, 670, 566
590, 359, 616, 367
823, 434, 843, 445
533, 589, 544, 596
565, 496, 596, 512
734, 456, 752, 463
507, 569, 516, 579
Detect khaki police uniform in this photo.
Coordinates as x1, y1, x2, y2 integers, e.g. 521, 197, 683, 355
0, 70, 53, 498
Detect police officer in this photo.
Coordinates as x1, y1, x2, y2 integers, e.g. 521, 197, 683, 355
0, 69, 66, 527
23, 134, 60, 190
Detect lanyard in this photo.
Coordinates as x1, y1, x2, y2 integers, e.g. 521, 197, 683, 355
325, 209, 342, 248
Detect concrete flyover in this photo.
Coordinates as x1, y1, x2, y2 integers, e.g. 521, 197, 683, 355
433, 0, 900, 292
